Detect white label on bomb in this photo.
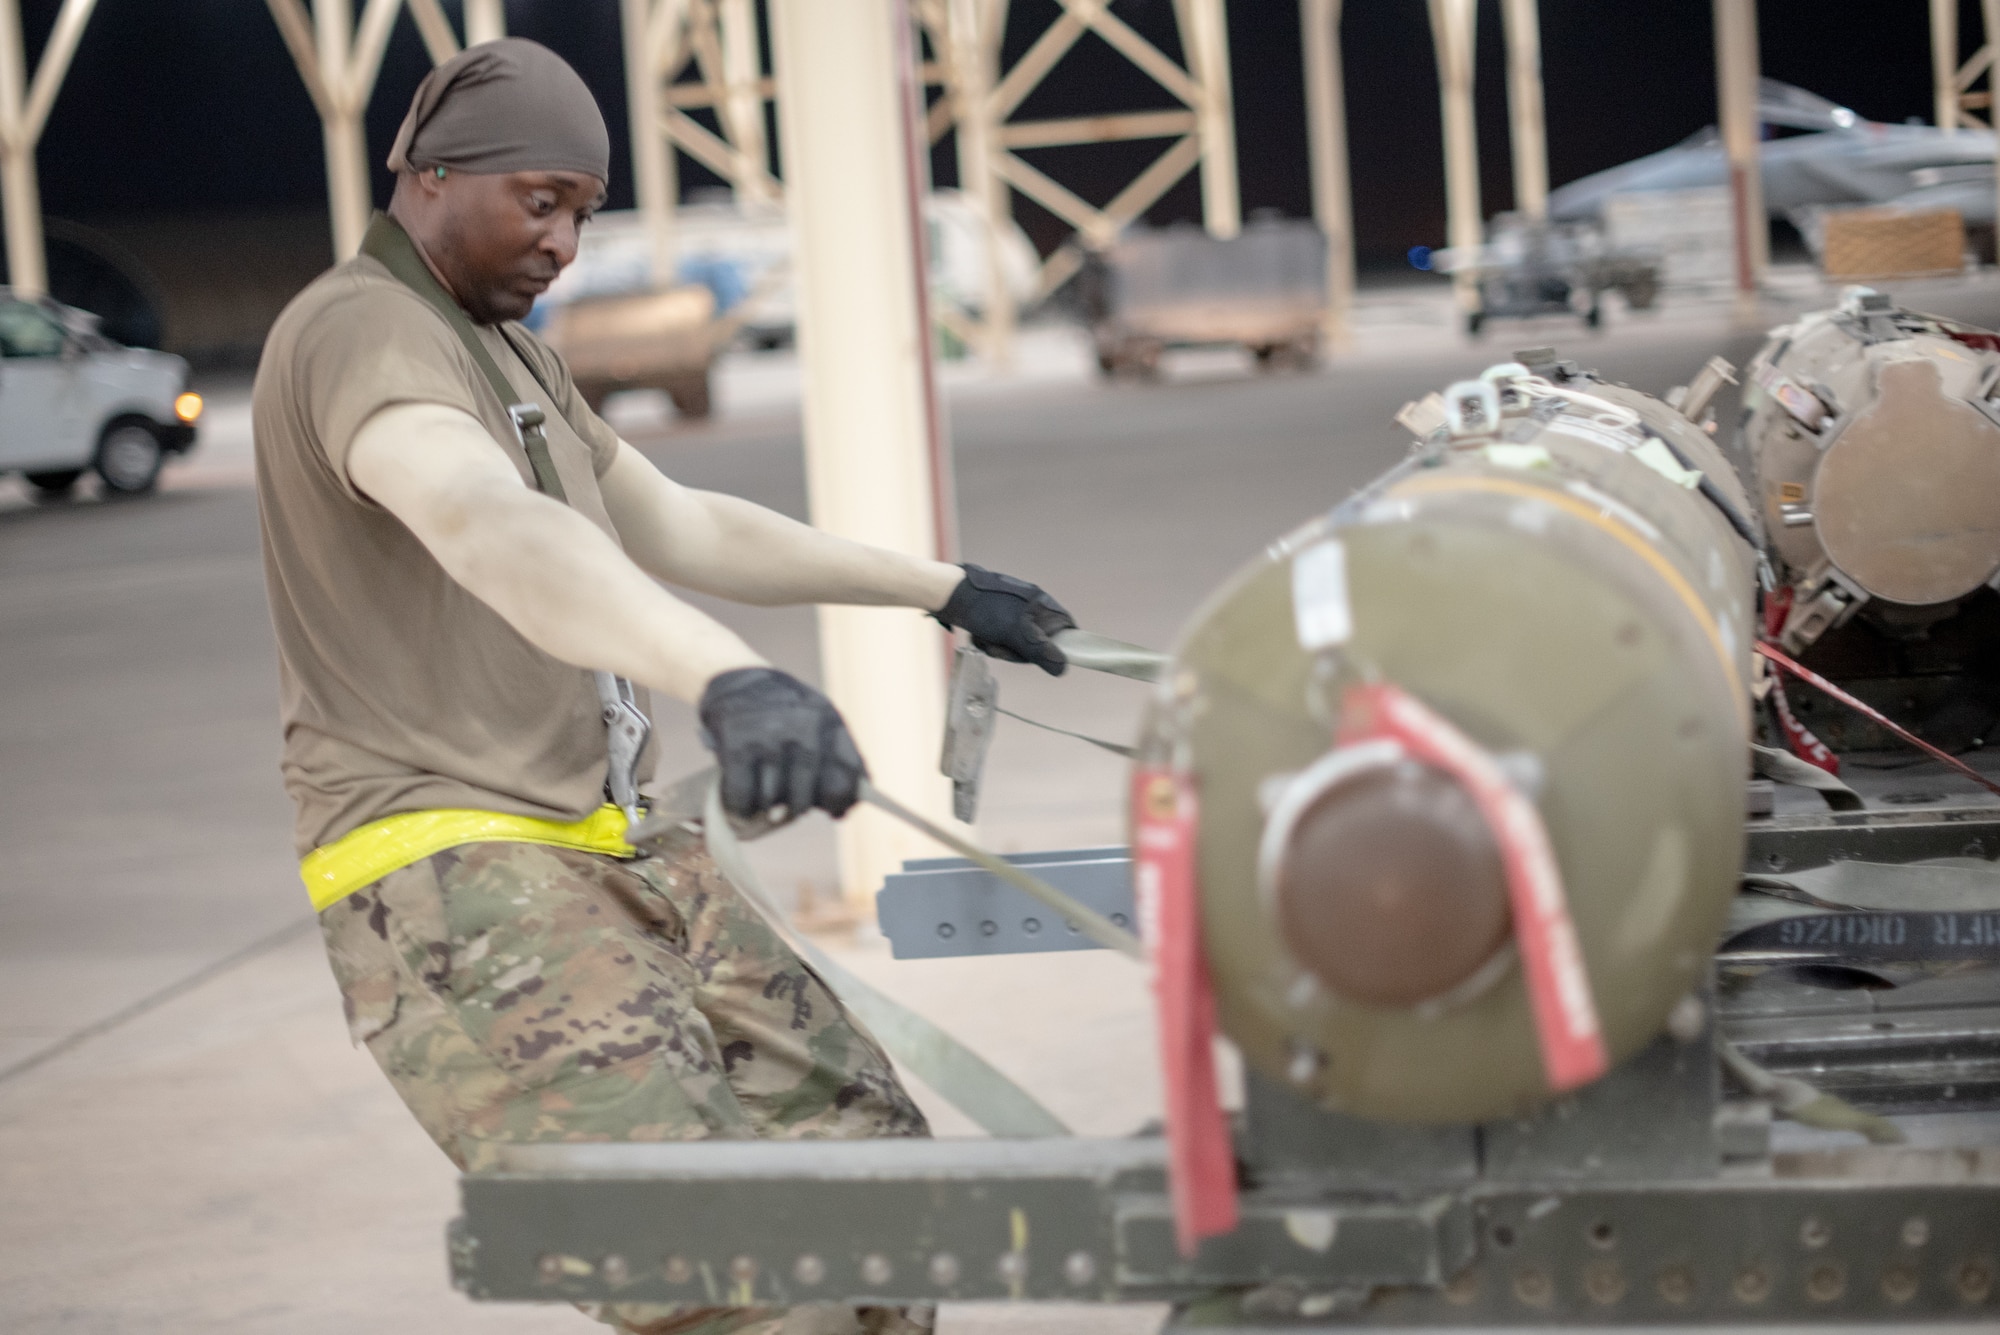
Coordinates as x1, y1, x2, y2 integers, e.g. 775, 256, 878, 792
1292, 540, 1353, 651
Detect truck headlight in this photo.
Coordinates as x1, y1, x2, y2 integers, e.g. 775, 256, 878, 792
174, 392, 203, 423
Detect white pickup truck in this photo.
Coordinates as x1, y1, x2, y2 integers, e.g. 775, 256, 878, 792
0, 292, 200, 499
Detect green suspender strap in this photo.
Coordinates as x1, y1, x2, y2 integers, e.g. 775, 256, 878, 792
357, 212, 652, 818
359, 212, 570, 499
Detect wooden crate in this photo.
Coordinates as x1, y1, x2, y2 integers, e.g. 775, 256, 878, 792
1820, 207, 1965, 280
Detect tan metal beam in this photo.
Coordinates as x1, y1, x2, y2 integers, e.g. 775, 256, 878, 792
20, 0, 101, 146
315, 0, 370, 261
1986, 0, 2000, 255
719, 0, 773, 204
1713, 0, 1766, 301
997, 109, 1197, 150
923, 0, 1237, 365
1092, 0, 1203, 109
1031, 239, 1087, 301
269, 0, 407, 261
1953, 42, 1995, 132
403, 0, 461, 65
991, 145, 1108, 240
464, 0, 504, 45
1428, 0, 1482, 311
682, 0, 728, 111
0, 0, 94, 297
645, 0, 788, 209
349, 0, 406, 104
623, 0, 684, 288
647, 0, 688, 73
926, 86, 958, 144
948, 0, 1014, 366
769, 0, 956, 902
1175, 0, 1239, 238
264, 0, 333, 115
661, 104, 781, 196
1302, 0, 1354, 348
665, 75, 774, 108
1950, 44, 1994, 129
1953, 43, 1996, 94
1100, 129, 1205, 231
1500, 0, 1547, 220
1934, 0, 1960, 130
990, 7, 1085, 120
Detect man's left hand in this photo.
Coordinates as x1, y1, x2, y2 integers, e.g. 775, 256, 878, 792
699, 668, 867, 820
932, 564, 1077, 675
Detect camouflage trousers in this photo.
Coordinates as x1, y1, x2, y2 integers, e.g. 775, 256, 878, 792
319, 836, 932, 1335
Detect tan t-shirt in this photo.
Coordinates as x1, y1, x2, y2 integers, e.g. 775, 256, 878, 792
254, 254, 631, 855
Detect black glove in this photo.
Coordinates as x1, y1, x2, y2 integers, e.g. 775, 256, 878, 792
931, 563, 1076, 676
698, 668, 866, 820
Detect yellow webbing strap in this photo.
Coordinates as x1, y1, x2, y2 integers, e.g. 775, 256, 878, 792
300, 805, 636, 912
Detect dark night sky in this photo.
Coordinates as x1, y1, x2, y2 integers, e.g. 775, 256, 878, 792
17, 0, 1956, 267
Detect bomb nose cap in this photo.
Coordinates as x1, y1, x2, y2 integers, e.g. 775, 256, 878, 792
1260, 745, 1512, 1009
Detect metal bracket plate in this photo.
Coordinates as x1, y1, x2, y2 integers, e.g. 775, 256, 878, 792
876, 848, 1135, 958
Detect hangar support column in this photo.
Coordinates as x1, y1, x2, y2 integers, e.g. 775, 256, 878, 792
1930, 0, 2000, 134
0, 0, 100, 299
1985, 0, 2000, 258
1500, 0, 1547, 221
930, 0, 1243, 323
1925, 0, 2000, 247
1427, 0, 1481, 313
946, 0, 1014, 367
770, 0, 958, 904
1932, 0, 1962, 131
1300, 0, 1354, 348
1713, 0, 1766, 304
718, 0, 773, 207
464, 0, 505, 46
620, 0, 683, 289
266, 0, 412, 261
1176, 0, 1240, 240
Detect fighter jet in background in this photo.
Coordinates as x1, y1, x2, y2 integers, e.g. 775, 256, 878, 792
1549, 80, 1998, 238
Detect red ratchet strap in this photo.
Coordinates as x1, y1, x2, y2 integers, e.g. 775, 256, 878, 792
1762, 585, 1793, 640
1339, 683, 1610, 1092
1759, 588, 1839, 773
1756, 641, 2000, 799
1768, 672, 1841, 775
1944, 324, 2000, 355
1133, 766, 1237, 1257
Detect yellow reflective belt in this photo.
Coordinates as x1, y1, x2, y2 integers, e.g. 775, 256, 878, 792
300, 805, 636, 913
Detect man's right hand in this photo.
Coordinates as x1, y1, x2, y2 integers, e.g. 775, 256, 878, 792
698, 668, 867, 821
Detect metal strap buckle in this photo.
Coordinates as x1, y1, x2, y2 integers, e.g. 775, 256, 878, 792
505, 401, 547, 447
594, 671, 652, 821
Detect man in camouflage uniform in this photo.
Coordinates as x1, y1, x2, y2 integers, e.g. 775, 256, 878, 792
254, 40, 1075, 1335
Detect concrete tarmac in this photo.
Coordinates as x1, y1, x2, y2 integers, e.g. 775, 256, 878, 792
6, 276, 2000, 1332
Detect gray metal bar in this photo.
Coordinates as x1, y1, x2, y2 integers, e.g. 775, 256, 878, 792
480, 1137, 1165, 1179
1746, 809, 2000, 874
453, 1145, 2000, 1319
877, 848, 1135, 959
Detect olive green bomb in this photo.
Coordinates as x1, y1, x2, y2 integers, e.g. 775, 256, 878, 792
1137, 359, 1758, 1124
